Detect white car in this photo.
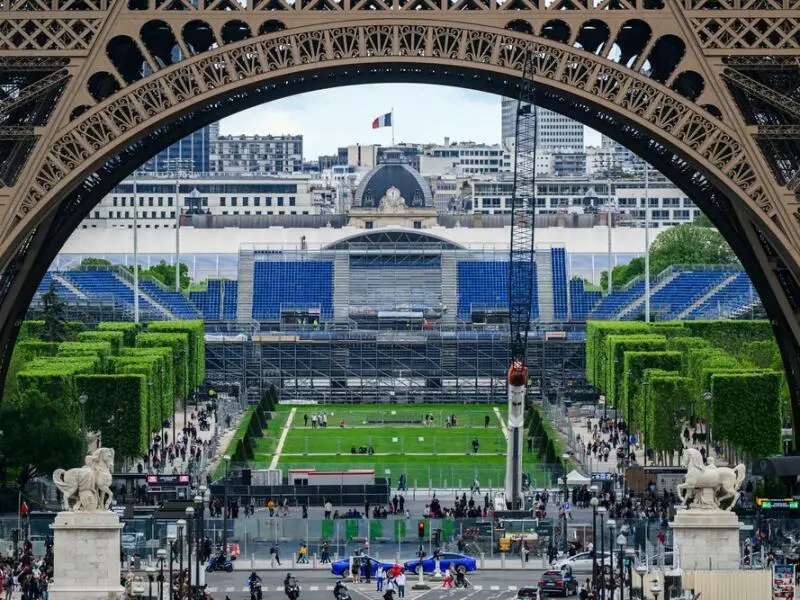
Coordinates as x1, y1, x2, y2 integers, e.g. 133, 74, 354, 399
552, 551, 611, 572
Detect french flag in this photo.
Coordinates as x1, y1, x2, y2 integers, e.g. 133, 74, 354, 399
372, 112, 392, 129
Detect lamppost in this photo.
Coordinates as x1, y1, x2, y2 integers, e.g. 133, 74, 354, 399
703, 390, 712, 458
561, 453, 570, 554
222, 455, 231, 555
625, 548, 636, 600
185, 506, 195, 600
598, 506, 606, 600
590, 488, 599, 591
650, 582, 662, 600
635, 564, 648, 600
624, 369, 632, 462
194, 493, 203, 598
176, 519, 186, 586
146, 566, 155, 600
167, 527, 177, 600
157, 548, 166, 600
642, 378, 649, 468
616, 533, 627, 600
606, 519, 616, 600
79, 392, 88, 451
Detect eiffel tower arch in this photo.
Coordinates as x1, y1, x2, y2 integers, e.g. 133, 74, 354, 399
0, 0, 799, 434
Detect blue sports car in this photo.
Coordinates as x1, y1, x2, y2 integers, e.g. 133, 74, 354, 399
330, 554, 399, 577
403, 553, 477, 575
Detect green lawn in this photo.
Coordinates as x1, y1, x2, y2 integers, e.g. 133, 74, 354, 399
280, 427, 507, 455
291, 404, 501, 428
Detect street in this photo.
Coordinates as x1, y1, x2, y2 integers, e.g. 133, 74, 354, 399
204, 569, 549, 599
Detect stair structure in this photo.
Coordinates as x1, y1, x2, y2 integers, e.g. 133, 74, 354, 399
676, 273, 739, 320
236, 248, 255, 322
440, 251, 458, 327
536, 249, 554, 322
617, 269, 681, 320
332, 252, 350, 322
115, 271, 173, 319
53, 274, 87, 299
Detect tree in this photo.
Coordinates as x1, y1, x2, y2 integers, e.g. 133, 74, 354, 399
80, 258, 113, 268
139, 260, 191, 290
0, 389, 84, 487
693, 213, 715, 228
40, 281, 69, 342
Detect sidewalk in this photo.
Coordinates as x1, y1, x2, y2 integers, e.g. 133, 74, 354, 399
226, 557, 548, 571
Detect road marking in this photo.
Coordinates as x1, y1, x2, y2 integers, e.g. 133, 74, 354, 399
493, 407, 509, 440
270, 406, 297, 469
326, 586, 335, 590
490, 586, 500, 591
474, 586, 483, 591
310, 586, 320, 591
224, 586, 235, 592
508, 586, 518, 590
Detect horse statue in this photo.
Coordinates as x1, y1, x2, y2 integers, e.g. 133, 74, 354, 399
676, 448, 745, 511
53, 447, 115, 512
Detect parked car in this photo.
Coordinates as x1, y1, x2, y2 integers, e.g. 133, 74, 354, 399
551, 551, 611, 572
538, 570, 578, 597
121, 532, 145, 553
517, 587, 540, 599
404, 552, 477, 575
330, 555, 398, 578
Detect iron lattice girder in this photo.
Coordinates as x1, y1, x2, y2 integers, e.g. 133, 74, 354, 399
722, 68, 800, 120
508, 50, 537, 364
756, 125, 800, 139
0, 70, 70, 122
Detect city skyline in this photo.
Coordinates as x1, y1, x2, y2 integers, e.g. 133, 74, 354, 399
221, 84, 602, 161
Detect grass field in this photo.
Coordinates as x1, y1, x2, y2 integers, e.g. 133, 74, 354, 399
251, 404, 548, 487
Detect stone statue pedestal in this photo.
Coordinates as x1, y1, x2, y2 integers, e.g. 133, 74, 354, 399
670, 509, 741, 570
49, 511, 125, 600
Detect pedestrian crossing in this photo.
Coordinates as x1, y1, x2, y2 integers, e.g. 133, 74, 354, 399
202, 584, 522, 594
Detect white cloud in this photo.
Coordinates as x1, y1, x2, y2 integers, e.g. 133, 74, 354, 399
220, 84, 598, 160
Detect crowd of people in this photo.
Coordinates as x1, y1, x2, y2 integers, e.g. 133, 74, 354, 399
0, 536, 53, 600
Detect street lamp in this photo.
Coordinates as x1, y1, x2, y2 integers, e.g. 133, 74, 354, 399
222, 454, 231, 555
650, 582, 662, 600
616, 533, 627, 600
607, 519, 616, 600
642, 378, 649, 468
590, 491, 599, 591
624, 369, 632, 462
156, 548, 166, 600
185, 506, 195, 600
167, 527, 177, 600
146, 566, 155, 600
176, 518, 186, 586
598, 506, 607, 600
561, 453, 570, 554
635, 564, 648, 600
703, 390, 712, 458
194, 493, 203, 597
625, 548, 636, 600
79, 392, 88, 451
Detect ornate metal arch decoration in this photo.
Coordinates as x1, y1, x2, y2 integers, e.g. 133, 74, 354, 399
9, 20, 799, 279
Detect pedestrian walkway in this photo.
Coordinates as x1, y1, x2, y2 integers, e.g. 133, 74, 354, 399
269, 407, 297, 470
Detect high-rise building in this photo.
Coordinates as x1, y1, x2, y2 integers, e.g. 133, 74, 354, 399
210, 134, 303, 174
142, 123, 217, 174
501, 97, 584, 152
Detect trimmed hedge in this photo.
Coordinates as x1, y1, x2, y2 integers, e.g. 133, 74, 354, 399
3, 341, 60, 401
684, 320, 773, 359
648, 375, 692, 458
57, 341, 113, 372
711, 371, 782, 457
76, 374, 149, 459
666, 337, 711, 376
622, 351, 683, 432
18, 320, 84, 340
136, 332, 189, 400
147, 321, 204, 390
77, 330, 124, 355
97, 322, 141, 347
585, 322, 651, 386
120, 347, 174, 418
605, 334, 667, 406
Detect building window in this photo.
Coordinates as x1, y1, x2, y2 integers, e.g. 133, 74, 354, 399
161, 211, 166, 219
93, 211, 100, 219
220, 198, 226, 207
289, 197, 296, 206
265, 198, 272, 206
243, 197, 249, 206
365, 221, 374, 229
277, 197, 284, 206
413, 221, 422, 229
231, 197, 237, 207
112, 198, 118, 207
254, 197, 260, 206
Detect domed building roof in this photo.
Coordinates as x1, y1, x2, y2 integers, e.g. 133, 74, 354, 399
353, 149, 433, 209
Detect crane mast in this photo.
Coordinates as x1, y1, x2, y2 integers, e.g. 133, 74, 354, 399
505, 50, 538, 510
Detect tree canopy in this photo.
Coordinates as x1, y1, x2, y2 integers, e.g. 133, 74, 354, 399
40, 282, 70, 342
601, 223, 738, 290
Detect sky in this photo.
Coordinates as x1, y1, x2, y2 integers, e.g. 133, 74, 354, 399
221, 84, 601, 161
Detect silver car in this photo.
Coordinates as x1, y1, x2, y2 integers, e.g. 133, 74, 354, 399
552, 551, 612, 572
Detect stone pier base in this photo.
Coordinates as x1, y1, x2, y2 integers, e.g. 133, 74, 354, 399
49, 511, 125, 600
671, 509, 741, 571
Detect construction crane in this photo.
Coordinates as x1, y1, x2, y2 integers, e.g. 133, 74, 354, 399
504, 50, 539, 511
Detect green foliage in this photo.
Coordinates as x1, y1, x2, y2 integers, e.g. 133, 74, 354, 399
648, 376, 693, 457
605, 334, 667, 405
97, 322, 141, 347
136, 332, 189, 399
711, 371, 782, 457
147, 321, 205, 389
622, 351, 683, 432
585, 322, 651, 386
57, 341, 113, 370
77, 330, 124, 355
741, 340, 782, 370
19, 320, 84, 341
40, 281, 70, 342
0, 388, 84, 487
600, 257, 645, 292
137, 260, 191, 290
666, 337, 711, 375
76, 374, 149, 459
687, 348, 739, 402
2, 341, 59, 402
80, 258, 113, 268
120, 347, 174, 418
683, 321, 773, 359
526, 405, 563, 465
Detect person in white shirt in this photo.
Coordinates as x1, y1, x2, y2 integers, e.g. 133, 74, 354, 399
395, 571, 406, 599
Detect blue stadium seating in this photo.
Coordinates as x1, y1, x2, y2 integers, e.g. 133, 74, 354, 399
65, 271, 156, 310
222, 280, 238, 320
252, 261, 333, 320
688, 272, 758, 319
551, 248, 568, 320
189, 280, 221, 320
569, 279, 602, 320
637, 270, 730, 320
456, 261, 538, 319
589, 282, 646, 319
139, 281, 201, 319
34, 272, 79, 301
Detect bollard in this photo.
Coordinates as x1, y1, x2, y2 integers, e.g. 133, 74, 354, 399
251, 553, 256, 570
271, 555, 276, 568
292, 553, 296, 568
501, 553, 506, 569
520, 551, 525, 568
433, 559, 442, 578
480, 553, 485, 569
313, 553, 317, 568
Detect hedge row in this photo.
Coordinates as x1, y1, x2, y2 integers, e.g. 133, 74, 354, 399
214, 387, 278, 479
527, 404, 563, 466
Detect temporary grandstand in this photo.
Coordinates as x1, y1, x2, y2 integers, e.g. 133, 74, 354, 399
31, 228, 761, 403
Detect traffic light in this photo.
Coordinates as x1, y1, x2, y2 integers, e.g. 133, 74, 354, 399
418, 521, 426, 540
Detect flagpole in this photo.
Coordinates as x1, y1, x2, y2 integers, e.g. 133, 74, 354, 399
391, 107, 395, 146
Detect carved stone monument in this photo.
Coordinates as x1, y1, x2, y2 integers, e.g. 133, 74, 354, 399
49, 447, 125, 600
670, 448, 746, 570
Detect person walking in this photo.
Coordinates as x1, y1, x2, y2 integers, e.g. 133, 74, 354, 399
352, 557, 361, 584
364, 557, 372, 584
376, 565, 385, 592
320, 541, 330, 564
395, 569, 406, 599
271, 543, 281, 566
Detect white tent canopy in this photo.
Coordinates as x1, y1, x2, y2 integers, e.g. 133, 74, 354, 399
565, 469, 591, 486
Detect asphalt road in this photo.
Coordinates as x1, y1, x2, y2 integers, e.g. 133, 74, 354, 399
204, 569, 548, 599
